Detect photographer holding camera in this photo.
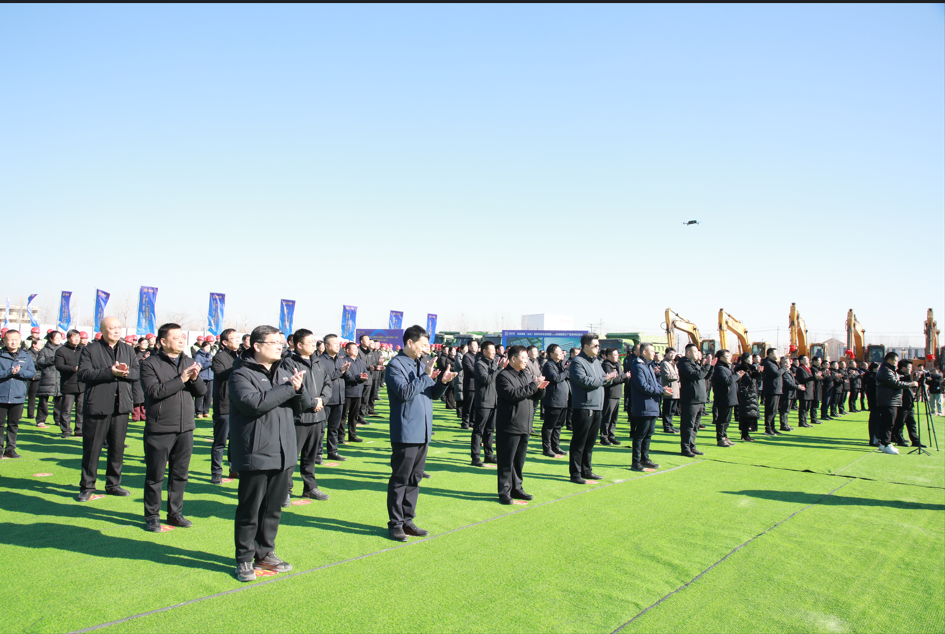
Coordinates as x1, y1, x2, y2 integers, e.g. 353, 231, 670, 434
874, 352, 919, 455
891, 359, 924, 447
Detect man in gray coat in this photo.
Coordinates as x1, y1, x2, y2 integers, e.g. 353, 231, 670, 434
568, 333, 617, 484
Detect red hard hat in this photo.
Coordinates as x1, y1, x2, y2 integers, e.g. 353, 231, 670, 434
47, 329, 54, 333
1, 328, 7, 336
94, 333, 102, 340
31, 327, 40, 334
146, 333, 155, 340
197, 336, 205, 342
125, 335, 135, 342
206, 335, 215, 342
396, 345, 402, 350
80, 332, 88, 338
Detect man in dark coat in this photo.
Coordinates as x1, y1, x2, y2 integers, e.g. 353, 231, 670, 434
540, 344, 570, 457
629, 343, 672, 470
874, 352, 917, 454
711, 349, 745, 447
848, 362, 862, 413
210, 328, 240, 483
384, 325, 453, 541
892, 360, 922, 447
55, 329, 85, 438
229, 325, 311, 582
472, 341, 504, 467
357, 335, 376, 423
342, 342, 368, 443
863, 362, 879, 443
820, 358, 836, 421
318, 334, 351, 462
460, 340, 479, 430
139, 323, 207, 532
809, 356, 825, 424
600, 348, 630, 445
35, 330, 63, 428
76, 317, 140, 501
568, 334, 615, 484
495, 345, 545, 504
761, 348, 787, 434
778, 356, 801, 430
677, 343, 714, 457
793, 356, 815, 428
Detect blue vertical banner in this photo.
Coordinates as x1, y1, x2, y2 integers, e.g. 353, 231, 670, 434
208, 293, 225, 336
137, 286, 158, 336
341, 305, 357, 341
26, 294, 39, 328
94, 289, 110, 333
58, 291, 73, 331
279, 299, 295, 337
389, 310, 403, 329
426, 313, 438, 342
3, 297, 9, 328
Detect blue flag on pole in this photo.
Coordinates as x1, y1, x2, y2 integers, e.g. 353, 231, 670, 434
3, 297, 9, 329
389, 310, 403, 329
208, 293, 225, 336
137, 286, 158, 336
426, 314, 438, 342
94, 289, 110, 333
26, 294, 39, 328
279, 299, 295, 337
58, 291, 73, 332
341, 305, 357, 341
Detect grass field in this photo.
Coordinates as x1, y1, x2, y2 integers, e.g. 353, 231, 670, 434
1, 393, 943, 634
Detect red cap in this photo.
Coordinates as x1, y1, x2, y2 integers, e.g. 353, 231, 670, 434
94, 332, 102, 340
197, 336, 205, 342
31, 327, 40, 334
80, 332, 88, 338
205, 335, 215, 342
146, 333, 155, 340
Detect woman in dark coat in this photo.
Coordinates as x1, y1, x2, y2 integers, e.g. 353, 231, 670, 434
735, 353, 761, 442
35, 331, 63, 428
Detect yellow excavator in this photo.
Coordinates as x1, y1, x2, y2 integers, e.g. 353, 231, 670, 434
845, 308, 885, 364
664, 309, 702, 351
924, 308, 940, 369
718, 309, 772, 357
789, 303, 829, 361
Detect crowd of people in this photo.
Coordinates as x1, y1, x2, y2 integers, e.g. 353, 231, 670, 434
0, 319, 942, 581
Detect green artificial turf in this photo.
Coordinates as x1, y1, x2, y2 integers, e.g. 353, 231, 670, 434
0, 393, 942, 634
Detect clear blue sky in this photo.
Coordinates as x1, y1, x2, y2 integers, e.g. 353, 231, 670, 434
2, 4, 942, 345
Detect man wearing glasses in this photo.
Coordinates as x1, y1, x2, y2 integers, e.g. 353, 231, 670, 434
567, 333, 617, 484
228, 325, 311, 582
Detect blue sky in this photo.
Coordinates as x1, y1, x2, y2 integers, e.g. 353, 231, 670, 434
1, 4, 942, 345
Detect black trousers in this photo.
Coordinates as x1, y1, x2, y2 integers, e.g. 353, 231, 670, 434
234, 466, 294, 563
195, 379, 212, 415
866, 395, 876, 442
829, 390, 840, 417
59, 393, 84, 435
714, 404, 732, 441
893, 407, 920, 444
294, 423, 323, 494
876, 406, 897, 446
860, 389, 866, 410
80, 414, 129, 493
1, 403, 24, 451
631, 415, 656, 465
821, 391, 833, 419
848, 390, 859, 412
601, 398, 620, 441
810, 399, 820, 423
26, 380, 39, 419
37, 395, 61, 425
324, 403, 344, 455
387, 442, 427, 529
358, 387, 372, 420
838, 389, 848, 414
143, 430, 193, 521
370, 378, 380, 406
343, 396, 362, 439
797, 399, 810, 425
461, 384, 475, 424
211, 414, 229, 477
496, 431, 528, 497
569, 409, 602, 478
472, 407, 496, 459
662, 399, 677, 430
778, 393, 792, 426
679, 401, 702, 451
541, 406, 567, 453
764, 394, 780, 429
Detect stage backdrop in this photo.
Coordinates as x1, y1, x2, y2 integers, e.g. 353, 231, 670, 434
501, 330, 588, 352
356, 328, 404, 349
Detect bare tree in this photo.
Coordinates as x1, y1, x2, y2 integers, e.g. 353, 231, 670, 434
112, 290, 136, 326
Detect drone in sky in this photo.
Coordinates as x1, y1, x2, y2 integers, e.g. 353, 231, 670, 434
683, 220, 700, 226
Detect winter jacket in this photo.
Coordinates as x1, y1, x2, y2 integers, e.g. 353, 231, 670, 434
55, 343, 85, 395
357, 346, 375, 387
139, 351, 207, 433
228, 354, 311, 471
318, 352, 347, 406
133, 349, 149, 403
284, 353, 333, 424
569, 351, 606, 411
602, 359, 628, 399
849, 369, 862, 392
629, 356, 664, 417
736, 363, 761, 420
540, 359, 570, 409
678, 357, 714, 404
194, 350, 214, 382
862, 369, 877, 402
810, 363, 826, 401
794, 365, 816, 401
712, 360, 740, 406
342, 355, 367, 398
462, 352, 478, 394
474, 356, 500, 409
25, 346, 42, 383
761, 358, 784, 396
496, 366, 543, 434
898, 370, 916, 410
0, 348, 37, 403
77, 340, 140, 416
782, 366, 797, 397
385, 351, 450, 443
660, 358, 680, 400
211, 347, 239, 416
36, 343, 62, 397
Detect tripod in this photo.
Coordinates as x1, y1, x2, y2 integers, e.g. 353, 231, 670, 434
908, 380, 938, 456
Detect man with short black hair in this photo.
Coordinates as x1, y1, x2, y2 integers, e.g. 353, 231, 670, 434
385, 325, 454, 541
761, 348, 787, 434
874, 352, 917, 455
210, 328, 240, 483
495, 345, 546, 504
55, 329, 85, 439
472, 341, 504, 467
629, 343, 673, 470
318, 334, 351, 462
568, 333, 616, 484
540, 344, 570, 457
342, 342, 368, 443
229, 325, 310, 581
460, 340, 479, 430
793, 355, 815, 428
677, 343, 714, 457
139, 323, 206, 532
711, 349, 744, 447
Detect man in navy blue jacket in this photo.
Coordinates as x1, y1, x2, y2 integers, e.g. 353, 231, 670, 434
0, 330, 37, 458
384, 325, 455, 542
629, 343, 673, 471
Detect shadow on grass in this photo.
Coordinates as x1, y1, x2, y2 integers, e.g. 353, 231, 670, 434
722, 489, 945, 511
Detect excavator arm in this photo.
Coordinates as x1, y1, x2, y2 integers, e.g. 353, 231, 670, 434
719, 309, 750, 356
926, 309, 940, 366
789, 303, 809, 357
664, 308, 701, 351
847, 309, 866, 362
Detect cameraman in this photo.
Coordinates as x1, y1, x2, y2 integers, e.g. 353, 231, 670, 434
874, 352, 918, 455
927, 364, 943, 417
892, 360, 924, 447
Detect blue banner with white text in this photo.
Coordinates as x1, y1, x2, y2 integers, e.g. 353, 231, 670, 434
94, 289, 110, 333
58, 291, 72, 332
208, 293, 225, 336
426, 314, 437, 343
26, 294, 39, 328
341, 305, 357, 341
356, 328, 404, 349
389, 310, 403, 329
137, 286, 158, 336
279, 299, 295, 337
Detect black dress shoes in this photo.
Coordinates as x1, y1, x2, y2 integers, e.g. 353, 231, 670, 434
106, 487, 131, 496
145, 519, 162, 532
167, 514, 193, 528
389, 526, 408, 542
498, 495, 514, 505
404, 523, 429, 537
510, 489, 533, 500
570, 476, 587, 485
584, 472, 602, 480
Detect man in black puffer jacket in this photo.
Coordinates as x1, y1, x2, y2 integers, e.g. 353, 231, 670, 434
874, 352, 917, 454
139, 323, 207, 532
761, 348, 786, 433
35, 331, 63, 428
677, 343, 714, 457
711, 350, 744, 447
891, 360, 922, 448
736, 354, 762, 441
55, 330, 85, 438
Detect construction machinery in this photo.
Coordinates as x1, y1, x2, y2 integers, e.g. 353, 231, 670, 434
924, 308, 940, 368
718, 310, 773, 357
663, 308, 701, 351
843, 308, 885, 364
789, 303, 809, 357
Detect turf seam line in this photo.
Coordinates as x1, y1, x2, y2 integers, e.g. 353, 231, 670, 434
68, 460, 703, 634
610, 478, 855, 634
